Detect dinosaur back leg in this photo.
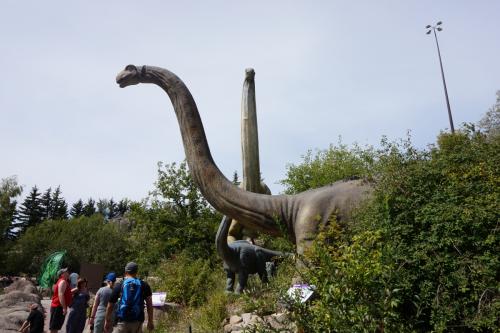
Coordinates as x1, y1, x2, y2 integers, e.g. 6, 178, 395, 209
236, 269, 249, 294
225, 269, 236, 292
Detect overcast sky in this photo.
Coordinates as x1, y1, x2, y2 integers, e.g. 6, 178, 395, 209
1, 1, 499, 205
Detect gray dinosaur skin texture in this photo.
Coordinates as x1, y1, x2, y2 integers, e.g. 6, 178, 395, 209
216, 215, 283, 293
116, 65, 373, 257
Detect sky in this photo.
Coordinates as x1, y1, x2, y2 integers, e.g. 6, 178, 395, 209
1, 1, 499, 206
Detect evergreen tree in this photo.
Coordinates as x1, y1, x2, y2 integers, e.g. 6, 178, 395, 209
117, 199, 130, 216
82, 198, 96, 217
108, 199, 118, 219
51, 186, 68, 220
232, 171, 240, 186
70, 199, 84, 218
17, 186, 44, 232
0, 176, 23, 240
96, 199, 109, 218
40, 187, 53, 220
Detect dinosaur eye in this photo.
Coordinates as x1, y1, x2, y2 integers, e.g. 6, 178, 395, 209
125, 64, 137, 72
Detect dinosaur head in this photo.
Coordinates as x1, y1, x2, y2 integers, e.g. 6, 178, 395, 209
116, 64, 145, 88
245, 68, 255, 81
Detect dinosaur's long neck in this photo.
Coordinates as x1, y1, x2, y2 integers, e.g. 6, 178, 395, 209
241, 71, 261, 193
216, 216, 238, 267
143, 66, 282, 235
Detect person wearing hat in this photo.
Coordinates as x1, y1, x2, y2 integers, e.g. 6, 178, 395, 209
89, 272, 117, 333
104, 262, 154, 333
49, 268, 72, 333
18, 303, 44, 333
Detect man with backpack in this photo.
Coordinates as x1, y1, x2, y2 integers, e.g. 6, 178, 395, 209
104, 262, 154, 333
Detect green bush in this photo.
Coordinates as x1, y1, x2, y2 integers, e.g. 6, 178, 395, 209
151, 251, 222, 307
5, 214, 130, 275
281, 128, 500, 332
192, 289, 229, 333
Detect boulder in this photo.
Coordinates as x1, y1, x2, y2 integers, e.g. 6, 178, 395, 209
0, 279, 43, 333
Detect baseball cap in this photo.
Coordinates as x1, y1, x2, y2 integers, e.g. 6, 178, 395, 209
57, 268, 68, 277
124, 262, 138, 274
105, 272, 117, 283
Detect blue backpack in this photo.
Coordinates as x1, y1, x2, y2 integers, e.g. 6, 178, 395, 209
117, 278, 143, 321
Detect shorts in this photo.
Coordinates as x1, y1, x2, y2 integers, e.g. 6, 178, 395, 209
49, 306, 66, 330
115, 321, 143, 333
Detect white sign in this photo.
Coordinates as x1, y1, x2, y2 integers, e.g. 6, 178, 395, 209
286, 284, 315, 303
152, 292, 167, 307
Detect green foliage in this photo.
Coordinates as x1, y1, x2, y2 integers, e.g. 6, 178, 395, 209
289, 224, 405, 332
0, 176, 22, 240
151, 251, 222, 307
373, 130, 499, 331
82, 198, 96, 217
127, 160, 220, 273
478, 90, 500, 138
281, 128, 500, 331
5, 214, 129, 275
192, 289, 229, 332
16, 185, 44, 233
280, 140, 377, 194
70, 199, 84, 218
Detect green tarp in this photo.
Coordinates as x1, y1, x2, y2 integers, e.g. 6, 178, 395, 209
37, 251, 66, 289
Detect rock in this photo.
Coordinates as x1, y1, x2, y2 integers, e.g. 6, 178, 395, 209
0, 280, 43, 333
229, 315, 243, 324
224, 323, 233, 333
241, 312, 252, 324
152, 302, 182, 322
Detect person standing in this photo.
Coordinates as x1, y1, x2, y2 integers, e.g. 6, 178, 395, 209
89, 272, 117, 333
69, 272, 79, 289
18, 303, 44, 333
104, 262, 154, 333
66, 278, 90, 333
50, 268, 73, 333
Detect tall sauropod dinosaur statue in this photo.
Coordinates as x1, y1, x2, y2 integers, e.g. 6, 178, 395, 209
116, 65, 373, 256
227, 67, 271, 243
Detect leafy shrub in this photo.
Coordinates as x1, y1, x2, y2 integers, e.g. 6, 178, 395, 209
281, 128, 500, 331
5, 214, 130, 274
151, 251, 222, 307
192, 289, 229, 333
280, 141, 377, 194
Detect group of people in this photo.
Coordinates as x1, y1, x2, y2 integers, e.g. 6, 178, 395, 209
20, 261, 154, 333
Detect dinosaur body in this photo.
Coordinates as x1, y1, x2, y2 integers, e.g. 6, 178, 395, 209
116, 65, 373, 256
216, 215, 283, 293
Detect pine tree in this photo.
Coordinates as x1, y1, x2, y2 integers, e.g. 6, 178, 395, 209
232, 171, 241, 186
70, 199, 84, 218
17, 186, 43, 232
51, 186, 68, 220
97, 199, 109, 219
117, 199, 130, 216
40, 187, 53, 220
108, 199, 118, 219
82, 198, 96, 217
0, 177, 23, 240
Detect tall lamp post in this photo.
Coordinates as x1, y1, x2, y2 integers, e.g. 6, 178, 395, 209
426, 21, 455, 133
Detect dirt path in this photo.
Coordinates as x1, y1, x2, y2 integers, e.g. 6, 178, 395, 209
41, 298, 91, 333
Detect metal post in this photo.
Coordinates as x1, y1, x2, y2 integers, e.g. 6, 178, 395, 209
427, 22, 455, 133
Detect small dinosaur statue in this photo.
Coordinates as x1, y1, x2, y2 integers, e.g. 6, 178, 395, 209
216, 215, 284, 293
116, 65, 373, 257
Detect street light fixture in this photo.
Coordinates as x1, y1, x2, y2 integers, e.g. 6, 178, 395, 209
426, 21, 455, 133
